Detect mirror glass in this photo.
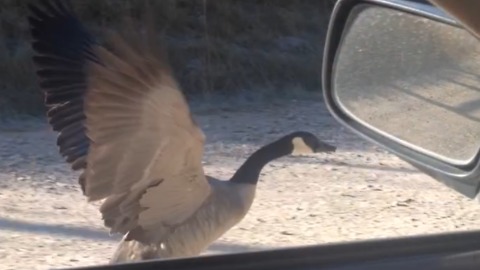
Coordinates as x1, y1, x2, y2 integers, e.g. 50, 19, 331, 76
333, 4, 480, 165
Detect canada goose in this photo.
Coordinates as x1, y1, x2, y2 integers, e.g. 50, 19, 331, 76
28, 0, 336, 264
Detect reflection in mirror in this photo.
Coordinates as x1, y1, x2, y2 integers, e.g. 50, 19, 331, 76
333, 4, 480, 165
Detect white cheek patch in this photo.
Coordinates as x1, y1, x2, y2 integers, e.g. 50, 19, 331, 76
291, 137, 314, 155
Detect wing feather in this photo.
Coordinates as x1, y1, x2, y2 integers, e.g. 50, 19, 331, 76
82, 9, 210, 241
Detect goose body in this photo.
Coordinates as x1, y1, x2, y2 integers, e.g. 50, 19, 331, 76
111, 180, 255, 262
28, 0, 336, 264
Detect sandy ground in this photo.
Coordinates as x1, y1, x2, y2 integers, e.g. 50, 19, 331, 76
1, 99, 480, 270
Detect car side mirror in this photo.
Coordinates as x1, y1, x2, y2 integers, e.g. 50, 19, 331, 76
323, 0, 480, 199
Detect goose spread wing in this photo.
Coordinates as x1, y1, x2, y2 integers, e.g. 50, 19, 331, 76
85, 31, 210, 241
29, 0, 210, 243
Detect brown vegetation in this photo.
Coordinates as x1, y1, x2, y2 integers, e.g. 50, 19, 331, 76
0, 0, 335, 116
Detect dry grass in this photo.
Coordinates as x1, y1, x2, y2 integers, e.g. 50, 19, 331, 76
0, 0, 336, 116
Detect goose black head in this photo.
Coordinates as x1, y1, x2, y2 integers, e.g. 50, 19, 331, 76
287, 131, 336, 155
230, 131, 336, 184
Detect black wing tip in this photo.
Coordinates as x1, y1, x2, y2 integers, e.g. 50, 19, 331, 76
27, 0, 77, 35
27, 0, 74, 18
27, 1, 54, 22
27, 0, 92, 174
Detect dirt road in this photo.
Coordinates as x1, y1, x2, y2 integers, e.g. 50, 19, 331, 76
1, 99, 479, 270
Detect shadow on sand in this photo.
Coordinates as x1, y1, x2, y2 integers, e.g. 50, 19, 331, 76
0, 217, 267, 253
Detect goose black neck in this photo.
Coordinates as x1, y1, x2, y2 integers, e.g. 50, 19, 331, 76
230, 138, 291, 185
